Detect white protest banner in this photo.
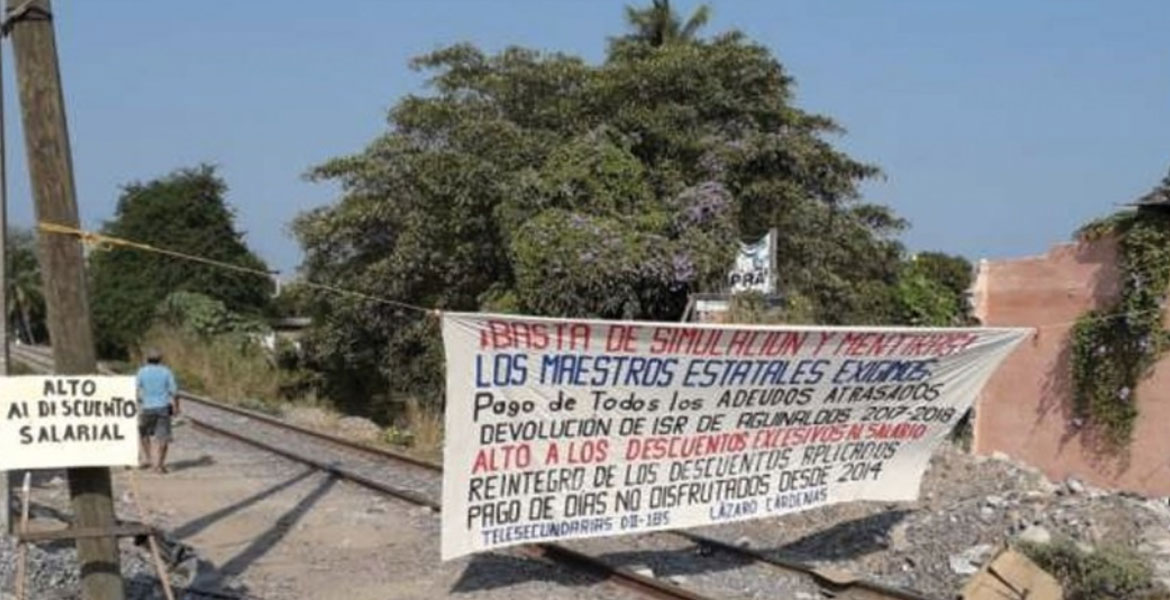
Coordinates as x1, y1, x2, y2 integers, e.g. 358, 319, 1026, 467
440, 314, 1030, 559
727, 231, 774, 294
0, 376, 139, 470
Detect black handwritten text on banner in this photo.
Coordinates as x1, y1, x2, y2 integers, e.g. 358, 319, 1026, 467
440, 314, 1029, 559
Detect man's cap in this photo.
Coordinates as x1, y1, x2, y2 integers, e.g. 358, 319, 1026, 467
145, 348, 162, 361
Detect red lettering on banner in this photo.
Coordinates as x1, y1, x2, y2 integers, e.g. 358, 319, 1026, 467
472, 448, 492, 473
872, 334, 905, 356
921, 335, 944, 356
554, 323, 591, 351
813, 332, 834, 356
479, 321, 550, 350
760, 331, 808, 356
830, 332, 982, 358
727, 330, 758, 356
483, 319, 986, 355
480, 321, 510, 349
470, 444, 532, 473
648, 328, 727, 356
605, 325, 639, 353
649, 328, 671, 354
866, 422, 928, 441
622, 432, 749, 461
750, 424, 851, 449
836, 333, 869, 356
567, 440, 609, 464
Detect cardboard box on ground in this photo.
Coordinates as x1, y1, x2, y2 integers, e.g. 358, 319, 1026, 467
961, 546, 1062, 600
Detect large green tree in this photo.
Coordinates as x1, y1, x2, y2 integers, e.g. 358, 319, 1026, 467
90, 165, 272, 356
623, 0, 711, 47
7, 227, 47, 343
893, 252, 974, 326
294, 2, 908, 413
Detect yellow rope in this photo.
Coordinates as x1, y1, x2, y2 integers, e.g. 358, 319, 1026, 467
38, 221, 438, 316
36, 220, 1162, 330
40, 221, 277, 278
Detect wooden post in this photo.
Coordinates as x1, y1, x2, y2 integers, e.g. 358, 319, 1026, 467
16, 472, 31, 600
6, 1, 125, 598
679, 295, 695, 323
128, 471, 176, 600
767, 227, 778, 297
0, 0, 13, 537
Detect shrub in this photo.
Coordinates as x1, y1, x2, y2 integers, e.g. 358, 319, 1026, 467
1070, 200, 1170, 448
404, 398, 443, 460
1018, 538, 1166, 600
382, 398, 443, 461
139, 324, 282, 406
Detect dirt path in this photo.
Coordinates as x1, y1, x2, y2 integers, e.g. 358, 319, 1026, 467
126, 419, 638, 600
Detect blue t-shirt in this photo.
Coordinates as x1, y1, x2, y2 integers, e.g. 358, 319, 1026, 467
137, 364, 177, 410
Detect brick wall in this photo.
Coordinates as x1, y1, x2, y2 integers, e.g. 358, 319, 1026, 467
972, 238, 1170, 496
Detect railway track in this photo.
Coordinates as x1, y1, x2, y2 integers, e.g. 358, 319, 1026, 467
11, 345, 936, 600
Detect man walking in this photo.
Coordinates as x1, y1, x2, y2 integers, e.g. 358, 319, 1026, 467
137, 348, 179, 474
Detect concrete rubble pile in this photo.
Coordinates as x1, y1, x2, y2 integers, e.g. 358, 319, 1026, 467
0, 474, 222, 600
727, 443, 1170, 598
3, 446, 1169, 599
0, 533, 206, 600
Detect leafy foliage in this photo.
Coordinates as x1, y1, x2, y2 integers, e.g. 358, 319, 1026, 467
141, 323, 281, 411
723, 291, 815, 325
267, 279, 315, 319
908, 252, 975, 309
1019, 538, 1165, 600
1070, 188, 1170, 447
7, 228, 47, 343
154, 291, 269, 338
893, 271, 956, 327
90, 165, 273, 357
294, 2, 915, 410
893, 252, 973, 326
621, 0, 711, 47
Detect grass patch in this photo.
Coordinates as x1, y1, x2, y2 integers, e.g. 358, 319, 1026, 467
237, 396, 284, 417
141, 324, 283, 406
382, 399, 444, 461
1018, 538, 1168, 600
403, 397, 443, 461
7, 360, 36, 375
142, 323, 445, 461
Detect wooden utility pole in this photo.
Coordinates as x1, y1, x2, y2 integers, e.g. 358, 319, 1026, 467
6, 1, 125, 598
0, 0, 11, 537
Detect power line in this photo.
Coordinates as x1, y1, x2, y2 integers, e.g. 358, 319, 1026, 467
38, 220, 1167, 333
38, 221, 438, 317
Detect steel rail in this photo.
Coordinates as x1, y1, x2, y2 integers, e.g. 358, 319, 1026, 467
10, 346, 712, 600
179, 405, 712, 599
8, 347, 263, 600
178, 391, 441, 470
11, 345, 935, 600
176, 390, 935, 600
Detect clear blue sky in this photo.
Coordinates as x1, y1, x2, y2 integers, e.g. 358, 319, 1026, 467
2, 0, 1167, 275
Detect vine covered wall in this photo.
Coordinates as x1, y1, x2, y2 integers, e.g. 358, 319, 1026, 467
973, 235, 1170, 496
1071, 206, 1170, 447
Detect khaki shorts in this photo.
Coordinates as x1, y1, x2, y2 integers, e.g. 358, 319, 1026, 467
139, 407, 172, 442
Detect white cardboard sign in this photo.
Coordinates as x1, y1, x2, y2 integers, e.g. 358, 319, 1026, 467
0, 376, 139, 470
727, 232, 775, 294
